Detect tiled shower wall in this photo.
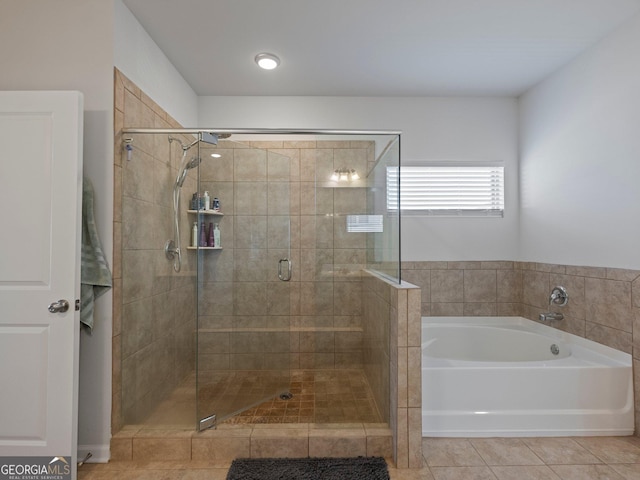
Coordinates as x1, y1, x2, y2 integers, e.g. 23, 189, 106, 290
197, 139, 374, 373
113, 69, 197, 429
402, 260, 640, 434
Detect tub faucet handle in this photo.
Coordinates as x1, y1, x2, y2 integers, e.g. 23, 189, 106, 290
549, 286, 568, 307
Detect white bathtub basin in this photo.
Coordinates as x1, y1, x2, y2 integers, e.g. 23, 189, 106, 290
422, 316, 634, 437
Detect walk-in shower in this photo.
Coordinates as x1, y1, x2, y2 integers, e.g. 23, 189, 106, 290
117, 128, 400, 432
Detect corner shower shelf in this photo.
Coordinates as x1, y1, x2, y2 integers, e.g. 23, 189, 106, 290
187, 210, 224, 216
186, 246, 222, 250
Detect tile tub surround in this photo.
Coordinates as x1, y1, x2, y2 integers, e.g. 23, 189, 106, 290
402, 260, 640, 434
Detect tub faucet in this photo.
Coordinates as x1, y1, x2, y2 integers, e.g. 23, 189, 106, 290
540, 286, 568, 322
539, 312, 564, 322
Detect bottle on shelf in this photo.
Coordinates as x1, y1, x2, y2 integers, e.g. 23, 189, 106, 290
199, 221, 207, 247
191, 222, 198, 247
213, 197, 220, 212
213, 223, 221, 248
203, 191, 211, 210
207, 222, 214, 247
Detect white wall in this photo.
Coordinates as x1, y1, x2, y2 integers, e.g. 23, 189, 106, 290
114, 0, 198, 127
0, 0, 115, 462
199, 96, 520, 261
0, 0, 198, 463
519, 12, 640, 270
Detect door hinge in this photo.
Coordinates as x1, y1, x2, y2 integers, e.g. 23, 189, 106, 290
75, 299, 80, 311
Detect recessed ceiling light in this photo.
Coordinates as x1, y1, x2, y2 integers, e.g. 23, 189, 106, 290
211, 153, 221, 158
255, 53, 280, 70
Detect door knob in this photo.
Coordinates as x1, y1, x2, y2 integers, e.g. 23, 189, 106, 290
48, 299, 70, 313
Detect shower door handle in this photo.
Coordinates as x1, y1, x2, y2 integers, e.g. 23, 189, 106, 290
278, 258, 292, 282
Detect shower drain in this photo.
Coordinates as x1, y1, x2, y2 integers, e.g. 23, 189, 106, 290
279, 392, 294, 401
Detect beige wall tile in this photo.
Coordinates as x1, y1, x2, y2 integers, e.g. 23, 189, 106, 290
585, 278, 633, 332
407, 347, 421, 408
497, 269, 522, 303
585, 322, 632, 354
250, 429, 309, 458
464, 270, 497, 302
395, 408, 409, 468
564, 265, 607, 278
234, 148, 266, 181
431, 303, 464, 316
463, 302, 497, 316
233, 182, 267, 215
397, 347, 408, 408
402, 269, 430, 295
497, 303, 522, 316
407, 288, 422, 347
367, 435, 393, 458
606, 268, 640, 282
234, 215, 267, 249
408, 408, 423, 468
131, 438, 191, 461
431, 270, 464, 303
192, 437, 250, 464
308, 430, 366, 457
522, 270, 550, 308
109, 438, 132, 461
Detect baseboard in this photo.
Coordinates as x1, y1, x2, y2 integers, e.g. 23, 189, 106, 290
78, 444, 110, 464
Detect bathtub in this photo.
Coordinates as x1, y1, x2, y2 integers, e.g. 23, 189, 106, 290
422, 316, 634, 437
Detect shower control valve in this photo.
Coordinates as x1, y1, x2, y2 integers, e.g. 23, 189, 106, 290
549, 286, 568, 307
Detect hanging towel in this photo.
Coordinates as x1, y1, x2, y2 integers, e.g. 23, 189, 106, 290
80, 177, 112, 331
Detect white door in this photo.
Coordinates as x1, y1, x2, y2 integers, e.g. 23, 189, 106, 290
0, 91, 83, 476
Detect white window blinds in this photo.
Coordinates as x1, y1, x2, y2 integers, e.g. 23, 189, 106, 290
387, 165, 504, 216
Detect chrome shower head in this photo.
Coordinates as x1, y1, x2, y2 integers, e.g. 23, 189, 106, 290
176, 157, 202, 188
185, 156, 202, 170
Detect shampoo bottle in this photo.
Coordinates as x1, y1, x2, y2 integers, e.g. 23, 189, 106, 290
207, 222, 214, 247
213, 223, 221, 248
203, 191, 211, 210
191, 222, 198, 247
199, 221, 207, 247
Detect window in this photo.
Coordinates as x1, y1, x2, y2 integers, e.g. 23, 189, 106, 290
387, 165, 504, 216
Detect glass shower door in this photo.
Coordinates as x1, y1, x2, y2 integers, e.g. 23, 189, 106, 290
195, 139, 292, 428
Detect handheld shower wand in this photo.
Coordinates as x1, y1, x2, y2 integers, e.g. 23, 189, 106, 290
165, 133, 217, 272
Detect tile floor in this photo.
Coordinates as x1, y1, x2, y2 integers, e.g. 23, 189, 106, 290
79, 435, 640, 479
138, 369, 382, 429
225, 370, 382, 424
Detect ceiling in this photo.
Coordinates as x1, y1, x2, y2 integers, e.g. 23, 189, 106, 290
122, 0, 640, 97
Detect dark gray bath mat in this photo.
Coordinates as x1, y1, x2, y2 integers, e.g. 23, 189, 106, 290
226, 456, 390, 480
